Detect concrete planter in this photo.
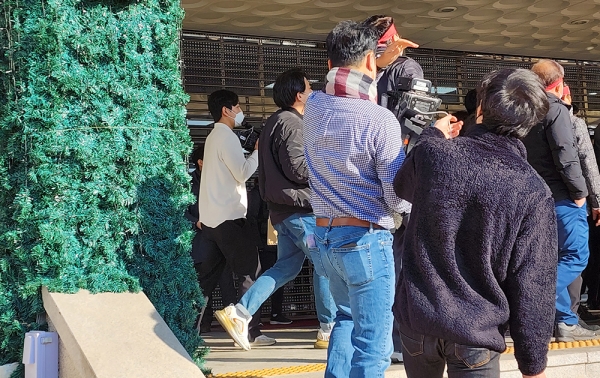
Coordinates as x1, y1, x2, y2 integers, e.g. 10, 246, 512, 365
0, 363, 18, 378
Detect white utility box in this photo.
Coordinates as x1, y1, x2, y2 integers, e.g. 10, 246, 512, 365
22, 331, 58, 378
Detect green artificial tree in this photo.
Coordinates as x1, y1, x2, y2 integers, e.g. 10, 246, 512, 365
0, 0, 206, 373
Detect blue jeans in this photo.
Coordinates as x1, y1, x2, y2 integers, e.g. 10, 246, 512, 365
309, 225, 395, 378
239, 213, 336, 328
555, 199, 590, 324
400, 327, 501, 378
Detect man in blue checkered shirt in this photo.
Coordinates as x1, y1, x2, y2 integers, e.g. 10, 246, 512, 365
303, 20, 410, 378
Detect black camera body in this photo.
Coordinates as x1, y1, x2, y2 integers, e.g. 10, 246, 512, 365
235, 122, 261, 152
388, 78, 442, 128
387, 78, 442, 152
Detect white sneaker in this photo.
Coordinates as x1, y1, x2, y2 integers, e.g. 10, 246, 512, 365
234, 334, 277, 348
314, 329, 330, 349
391, 351, 403, 363
215, 304, 251, 351
251, 334, 277, 346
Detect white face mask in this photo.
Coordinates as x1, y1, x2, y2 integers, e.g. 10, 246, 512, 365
228, 109, 245, 126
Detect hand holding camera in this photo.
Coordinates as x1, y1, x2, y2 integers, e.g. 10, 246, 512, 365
434, 114, 463, 139
235, 122, 261, 152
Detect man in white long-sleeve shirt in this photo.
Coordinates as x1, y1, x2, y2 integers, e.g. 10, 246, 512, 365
197, 89, 275, 346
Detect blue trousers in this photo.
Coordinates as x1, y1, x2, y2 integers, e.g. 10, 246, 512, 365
555, 199, 590, 324
239, 213, 336, 328
310, 225, 394, 378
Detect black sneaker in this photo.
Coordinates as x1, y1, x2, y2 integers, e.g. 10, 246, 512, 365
587, 302, 600, 311
270, 314, 293, 325
579, 319, 600, 331
579, 307, 600, 321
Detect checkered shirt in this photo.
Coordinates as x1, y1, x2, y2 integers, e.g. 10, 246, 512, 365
304, 91, 411, 230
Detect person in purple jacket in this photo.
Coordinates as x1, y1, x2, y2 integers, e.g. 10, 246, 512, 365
394, 68, 557, 378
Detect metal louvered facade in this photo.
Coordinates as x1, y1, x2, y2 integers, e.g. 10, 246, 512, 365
182, 30, 600, 136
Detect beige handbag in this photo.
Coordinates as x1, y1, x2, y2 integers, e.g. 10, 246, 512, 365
267, 217, 278, 245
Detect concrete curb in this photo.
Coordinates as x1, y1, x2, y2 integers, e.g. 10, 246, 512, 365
0, 363, 18, 378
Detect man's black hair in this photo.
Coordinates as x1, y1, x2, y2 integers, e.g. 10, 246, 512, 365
326, 20, 378, 68
273, 68, 308, 109
191, 144, 205, 169
477, 68, 549, 139
207, 89, 239, 122
572, 103, 580, 115
464, 89, 478, 115
361, 15, 394, 39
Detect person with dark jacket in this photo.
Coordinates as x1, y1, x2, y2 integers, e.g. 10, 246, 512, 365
362, 15, 423, 114
561, 87, 600, 328
394, 68, 556, 378
523, 59, 596, 341
589, 123, 600, 311
215, 68, 336, 350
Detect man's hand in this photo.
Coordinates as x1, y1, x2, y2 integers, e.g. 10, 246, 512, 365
574, 198, 586, 208
592, 208, 600, 226
196, 221, 202, 230
254, 139, 259, 151
434, 114, 463, 139
376, 38, 419, 69
523, 372, 546, 378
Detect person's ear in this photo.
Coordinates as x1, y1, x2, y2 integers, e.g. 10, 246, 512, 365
221, 106, 229, 118
476, 104, 483, 124
327, 59, 332, 70
366, 51, 377, 78
557, 82, 565, 99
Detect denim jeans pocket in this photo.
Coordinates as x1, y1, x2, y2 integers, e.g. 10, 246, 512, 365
454, 344, 491, 369
309, 247, 328, 278
331, 244, 373, 285
307, 234, 328, 278
400, 331, 424, 357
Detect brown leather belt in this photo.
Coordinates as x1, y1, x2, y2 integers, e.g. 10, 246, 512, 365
315, 217, 383, 229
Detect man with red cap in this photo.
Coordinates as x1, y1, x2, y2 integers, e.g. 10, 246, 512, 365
362, 15, 422, 114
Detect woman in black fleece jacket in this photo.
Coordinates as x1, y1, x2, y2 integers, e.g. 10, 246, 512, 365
393, 68, 557, 378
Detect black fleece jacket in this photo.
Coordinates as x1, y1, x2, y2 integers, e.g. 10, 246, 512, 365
522, 93, 587, 201
258, 108, 311, 225
393, 126, 557, 376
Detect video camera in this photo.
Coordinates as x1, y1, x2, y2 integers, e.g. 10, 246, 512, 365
234, 121, 261, 152
386, 77, 443, 152
387, 78, 442, 131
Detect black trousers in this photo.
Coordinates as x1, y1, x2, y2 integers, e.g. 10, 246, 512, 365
401, 327, 501, 378
392, 224, 406, 353
198, 263, 237, 329
195, 218, 262, 338
583, 215, 600, 308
